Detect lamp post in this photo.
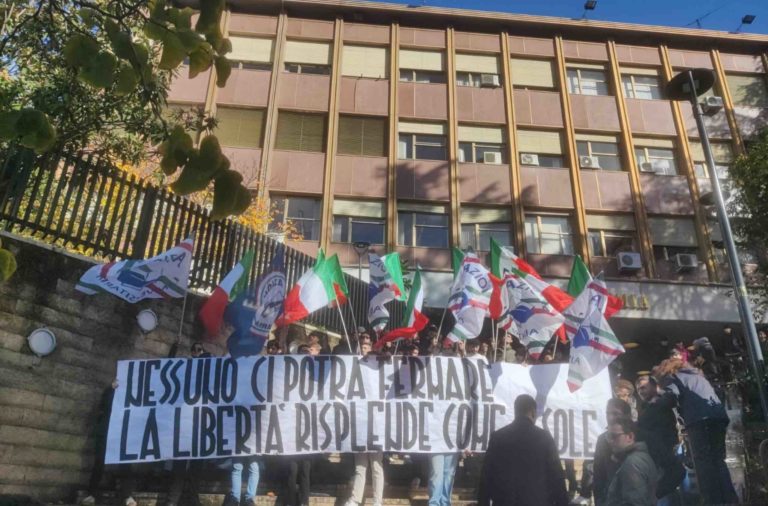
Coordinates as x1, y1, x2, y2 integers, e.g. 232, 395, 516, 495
353, 241, 371, 280
666, 68, 768, 420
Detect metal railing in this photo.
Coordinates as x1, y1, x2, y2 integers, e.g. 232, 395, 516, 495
0, 147, 403, 335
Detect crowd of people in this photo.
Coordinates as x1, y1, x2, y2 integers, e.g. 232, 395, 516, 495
84, 323, 742, 506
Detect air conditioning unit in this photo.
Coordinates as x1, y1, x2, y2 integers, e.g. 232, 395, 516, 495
520, 153, 540, 166
480, 73, 501, 88
651, 159, 671, 173
617, 252, 642, 273
674, 253, 698, 272
701, 95, 724, 115
483, 151, 503, 164
640, 161, 656, 173
458, 149, 466, 163
580, 156, 601, 169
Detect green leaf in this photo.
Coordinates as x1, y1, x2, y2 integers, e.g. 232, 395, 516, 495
188, 44, 213, 79
0, 248, 17, 282
159, 126, 193, 175
177, 29, 205, 52
114, 63, 139, 95
143, 19, 168, 41
211, 169, 244, 220
158, 31, 187, 70
197, 135, 228, 178
0, 110, 21, 140
78, 8, 97, 26
108, 29, 134, 61
171, 153, 213, 195
149, 0, 168, 23
196, 0, 225, 36
217, 37, 232, 55
214, 55, 231, 88
78, 51, 117, 89
63, 34, 99, 68
169, 7, 194, 30
13, 110, 56, 152
232, 185, 252, 215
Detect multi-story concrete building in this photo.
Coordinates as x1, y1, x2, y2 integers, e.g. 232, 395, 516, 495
172, 0, 768, 357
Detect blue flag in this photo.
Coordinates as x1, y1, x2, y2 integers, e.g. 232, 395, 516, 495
225, 246, 286, 358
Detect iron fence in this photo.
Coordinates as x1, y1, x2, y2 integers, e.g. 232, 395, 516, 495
0, 147, 403, 336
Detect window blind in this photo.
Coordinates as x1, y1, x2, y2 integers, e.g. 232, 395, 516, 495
586, 214, 636, 231
275, 111, 326, 152
517, 130, 563, 154
342, 45, 388, 79
399, 49, 444, 71
633, 137, 675, 149
726, 74, 768, 107
575, 133, 619, 143
215, 107, 265, 149
458, 125, 504, 144
399, 121, 447, 135
398, 202, 448, 214
688, 141, 733, 163
284, 40, 332, 65
333, 199, 386, 218
460, 207, 511, 223
510, 58, 555, 88
620, 66, 659, 76
337, 116, 387, 156
229, 36, 274, 63
649, 217, 698, 247
455, 53, 500, 74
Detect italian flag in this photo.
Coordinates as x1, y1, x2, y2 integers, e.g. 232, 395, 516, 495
199, 250, 254, 338
374, 268, 428, 349
276, 251, 346, 326
563, 256, 623, 339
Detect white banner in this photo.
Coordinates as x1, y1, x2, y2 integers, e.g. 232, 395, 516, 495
106, 356, 611, 463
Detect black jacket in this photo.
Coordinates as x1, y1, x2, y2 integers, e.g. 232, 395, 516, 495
592, 432, 621, 506
478, 417, 568, 506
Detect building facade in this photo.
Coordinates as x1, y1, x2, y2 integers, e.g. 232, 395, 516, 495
171, 0, 768, 347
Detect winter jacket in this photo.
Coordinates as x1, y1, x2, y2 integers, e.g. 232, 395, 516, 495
605, 442, 659, 506
659, 367, 728, 426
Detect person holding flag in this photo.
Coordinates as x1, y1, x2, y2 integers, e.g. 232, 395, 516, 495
374, 268, 428, 350
198, 250, 254, 338
367, 252, 405, 334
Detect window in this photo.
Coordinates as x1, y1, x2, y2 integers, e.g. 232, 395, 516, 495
275, 112, 326, 152
524, 215, 574, 255
398, 205, 449, 248
398, 122, 447, 160
576, 136, 622, 171
455, 53, 500, 88
649, 217, 698, 262
284, 40, 332, 75
589, 230, 637, 257
228, 36, 274, 70
566, 66, 610, 96
634, 145, 678, 176
337, 116, 387, 157
399, 49, 445, 84
458, 125, 505, 164
399, 69, 446, 84
215, 107, 265, 149
460, 207, 511, 251
270, 196, 322, 241
342, 45, 388, 79
510, 58, 556, 89
621, 73, 662, 100
726, 73, 768, 108
690, 141, 733, 179
331, 200, 386, 245
517, 130, 565, 168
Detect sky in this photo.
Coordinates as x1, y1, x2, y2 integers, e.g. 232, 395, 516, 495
371, 0, 768, 35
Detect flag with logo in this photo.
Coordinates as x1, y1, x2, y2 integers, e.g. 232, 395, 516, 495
447, 252, 493, 342
566, 278, 625, 391
566, 255, 623, 324
76, 238, 193, 303
498, 272, 565, 359
225, 247, 286, 357
374, 268, 428, 349
367, 253, 406, 332
199, 250, 254, 338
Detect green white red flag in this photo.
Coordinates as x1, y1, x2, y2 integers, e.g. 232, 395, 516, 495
374, 268, 428, 349
199, 250, 254, 338
276, 250, 341, 326
447, 252, 493, 342
566, 278, 624, 391
76, 237, 193, 303
367, 253, 406, 332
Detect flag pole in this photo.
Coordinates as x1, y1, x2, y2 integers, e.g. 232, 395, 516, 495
436, 306, 448, 338
335, 303, 354, 354
552, 334, 560, 359
491, 320, 498, 363
177, 231, 196, 341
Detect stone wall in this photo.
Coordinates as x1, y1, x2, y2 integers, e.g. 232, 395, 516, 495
0, 233, 223, 502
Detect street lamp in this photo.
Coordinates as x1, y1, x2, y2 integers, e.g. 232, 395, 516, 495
353, 241, 371, 280
666, 68, 768, 420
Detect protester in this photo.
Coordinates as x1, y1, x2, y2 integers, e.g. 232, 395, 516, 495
281, 345, 313, 506
614, 379, 638, 420
345, 342, 384, 506
465, 339, 487, 362
225, 458, 260, 506
604, 416, 658, 506
307, 330, 331, 354
478, 394, 568, 506
653, 357, 738, 504
165, 342, 209, 506
266, 339, 284, 355
635, 375, 683, 505
428, 451, 461, 506
588, 398, 632, 506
